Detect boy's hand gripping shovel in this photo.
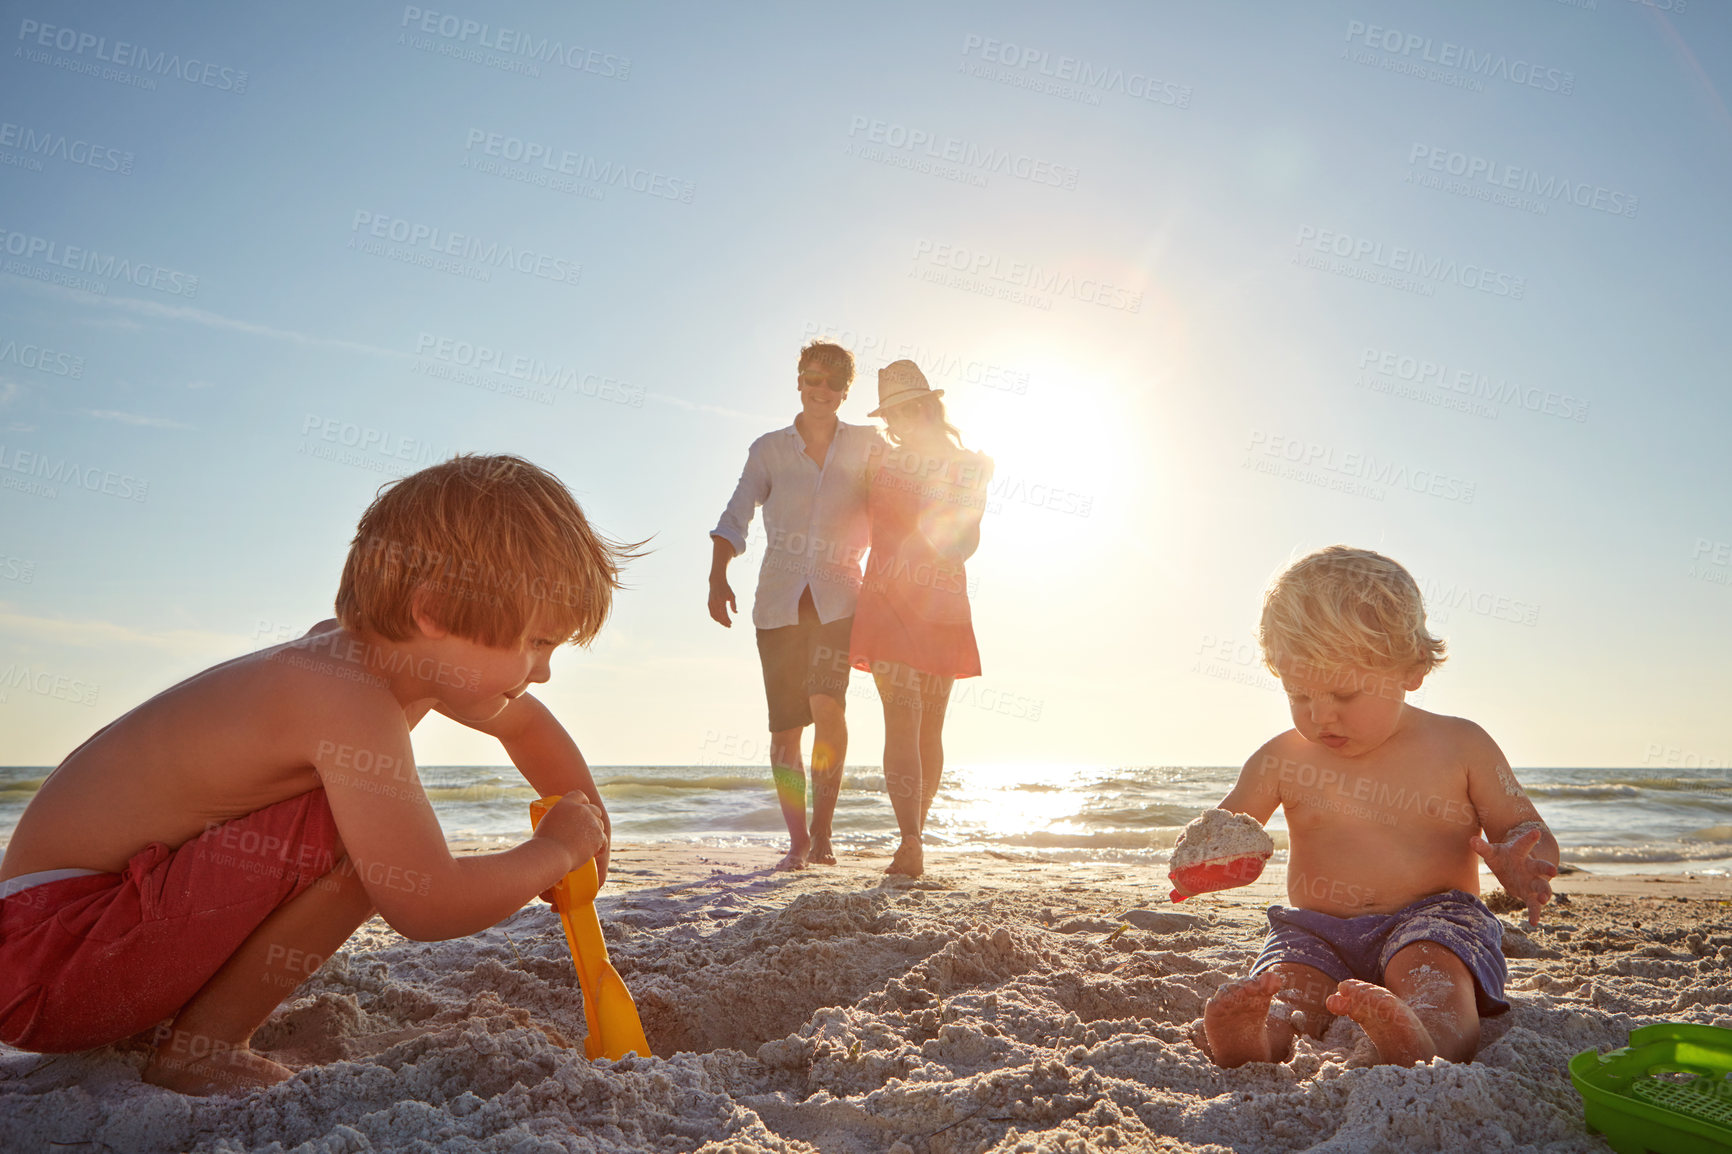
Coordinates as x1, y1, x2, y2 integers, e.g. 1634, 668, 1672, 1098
529, 796, 652, 1061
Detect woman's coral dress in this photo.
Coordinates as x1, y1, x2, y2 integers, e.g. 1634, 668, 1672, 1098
849, 446, 989, 679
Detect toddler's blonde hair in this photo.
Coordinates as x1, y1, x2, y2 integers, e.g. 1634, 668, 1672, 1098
1259, 546, 1445, 678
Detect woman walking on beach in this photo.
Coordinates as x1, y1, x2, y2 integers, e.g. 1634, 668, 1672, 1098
850, 361, 992, 877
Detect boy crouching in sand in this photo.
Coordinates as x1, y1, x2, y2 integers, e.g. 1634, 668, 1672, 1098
1202, 546, 1558, 1069
0, 455, 630, 1094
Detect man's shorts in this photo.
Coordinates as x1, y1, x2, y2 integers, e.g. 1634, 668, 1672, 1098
1249, 889, 1510, 1016
0, 789, 342, 1052
755, 587, 853, 732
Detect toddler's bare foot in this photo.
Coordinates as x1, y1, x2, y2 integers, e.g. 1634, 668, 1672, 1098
885, 839, 923, 877
1326, 979, 1437, 1066
144, 1043, 293, 1096
809, 838, 836, 866
1202, 971, 1286, 1066
775, 847, 809, 871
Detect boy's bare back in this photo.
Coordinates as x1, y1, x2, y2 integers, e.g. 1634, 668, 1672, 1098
5, 622, 390, 878
1, 618, 605, 938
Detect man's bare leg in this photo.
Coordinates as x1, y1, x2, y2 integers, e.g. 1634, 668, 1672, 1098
807, 694, 847, 865
1327, 942, 1480, 1066
770, 726, 810, 870
876, 665, 925, 877
1203, 963, 1336, 1067
144, 858, 375, 1095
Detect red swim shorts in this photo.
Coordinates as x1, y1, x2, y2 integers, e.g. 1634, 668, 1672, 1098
0, 789, 341, 1053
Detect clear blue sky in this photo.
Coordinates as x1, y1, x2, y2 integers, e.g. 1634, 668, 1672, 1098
2, 0, 1728, 770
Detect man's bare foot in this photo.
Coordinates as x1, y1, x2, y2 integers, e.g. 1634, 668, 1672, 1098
775, 847, 809, 871
885, 839, 923, 877
1202, 971, 1286, 1067
143, 1044, 294, 1096
1325, 979, 1437, 1066
809, 838, 836, 866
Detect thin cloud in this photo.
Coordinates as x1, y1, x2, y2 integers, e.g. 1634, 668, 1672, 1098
644, 391, 778, 422
18, 280, 411, 361
82, 409, 194, 430
0, 604, 250, 657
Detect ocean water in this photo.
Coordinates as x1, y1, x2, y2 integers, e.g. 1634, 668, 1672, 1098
2, 763, 1728, 878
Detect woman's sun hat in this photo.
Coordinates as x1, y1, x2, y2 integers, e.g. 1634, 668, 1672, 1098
868, 359, 944, 417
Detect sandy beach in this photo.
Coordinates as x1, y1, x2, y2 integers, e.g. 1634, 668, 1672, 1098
2, 848, 1727, 1153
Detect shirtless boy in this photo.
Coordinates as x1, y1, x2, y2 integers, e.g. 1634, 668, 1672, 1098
0, 455, 627, 1094
1201, 546, 1558, 1068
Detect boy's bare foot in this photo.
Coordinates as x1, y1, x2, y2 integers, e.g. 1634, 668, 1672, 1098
143, 1044, 294, 1096
1325, 979, 1437, 1066
1202, 971, 1286, 1066
809, 838, 836, 866
775, 847, 809, 871
885, 839, 923, 877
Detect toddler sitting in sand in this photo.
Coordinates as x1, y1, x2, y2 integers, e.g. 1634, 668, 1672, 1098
1200, 546, 1558, 1069
0, 455, 627, 1094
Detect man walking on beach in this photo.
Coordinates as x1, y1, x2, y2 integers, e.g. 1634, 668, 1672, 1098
709, 342, 878, 869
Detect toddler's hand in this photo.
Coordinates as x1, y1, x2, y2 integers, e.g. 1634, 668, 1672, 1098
1471, 827, 1557, 926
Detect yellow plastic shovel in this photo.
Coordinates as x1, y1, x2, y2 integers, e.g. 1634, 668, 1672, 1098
529, 795, 652, 1060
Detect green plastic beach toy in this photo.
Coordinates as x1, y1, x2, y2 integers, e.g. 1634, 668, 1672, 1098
1570, 1023, 1732, 1154
529, 796, 653, 1061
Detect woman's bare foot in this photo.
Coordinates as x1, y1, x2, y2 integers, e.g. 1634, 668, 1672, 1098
1202, 972, 1288, 1066
1325, 979, 1437, 1066
775, 846, 809, 871
144, 1042, 294, 1096
885, 839, 923, 877
809, 837, 836, 866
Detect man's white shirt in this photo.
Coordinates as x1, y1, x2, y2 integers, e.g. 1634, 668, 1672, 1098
713, 421, 882, 629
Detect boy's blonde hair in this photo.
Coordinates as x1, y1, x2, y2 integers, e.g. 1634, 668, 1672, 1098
335, 455, 638, 648
1259, 546, 1446, 678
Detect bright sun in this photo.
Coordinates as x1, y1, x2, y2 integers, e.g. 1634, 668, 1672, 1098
943, 341, 1138, 577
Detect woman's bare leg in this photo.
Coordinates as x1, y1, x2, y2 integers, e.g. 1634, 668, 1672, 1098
916, 674, 953, 827
875, 663, 926, 876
